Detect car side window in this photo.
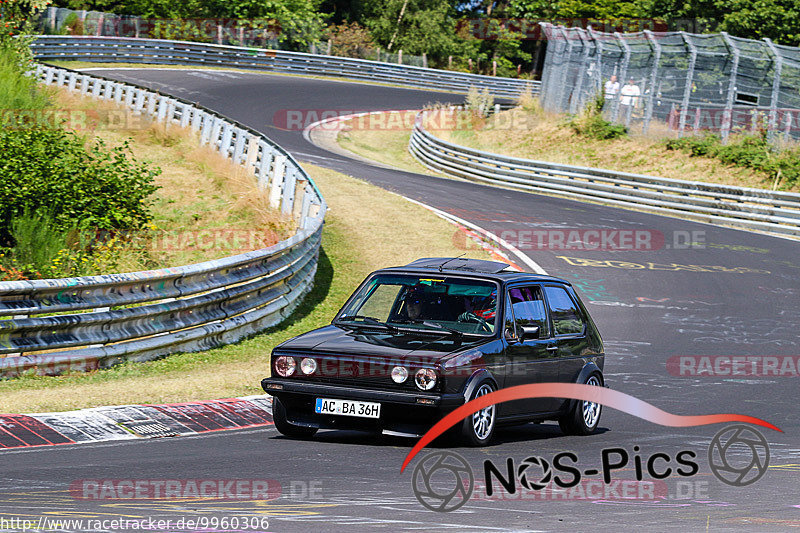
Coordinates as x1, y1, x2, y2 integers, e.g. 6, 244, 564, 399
507, 286, 549, 338
544, 285, 585, 336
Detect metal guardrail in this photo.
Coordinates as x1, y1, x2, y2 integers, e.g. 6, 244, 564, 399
0, 64, 326, 378
409, 110, 800, 237
30, 36, 539, 100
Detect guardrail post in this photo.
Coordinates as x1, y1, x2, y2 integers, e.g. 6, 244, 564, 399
678, 32, 697, 136
81, 74, 91, 94
720, 32, 740, 141
763, 38, 783, 141
220, 123, 234, 156
282, 167, 298, 215
232, 128, 247, 164
201, 115, 216, 145
178, 103, 191, 127
134, 89, 145, 112
258, 143, 274, 188
270, 155, 287, 208
643, 30, 662, 135
245, 136, 260, 170
125, 86, 134, 107
300, 184, 313, 229
156, 95, 168, 122
45, 68, 55, 84
92, 79, 103, 97
68, 72, 77, 91
191, 108, 203, 131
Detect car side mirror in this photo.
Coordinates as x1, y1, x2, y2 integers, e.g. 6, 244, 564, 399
520, 325, 540, 341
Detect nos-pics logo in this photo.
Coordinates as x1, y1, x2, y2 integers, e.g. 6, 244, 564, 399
411, 424, 770, 512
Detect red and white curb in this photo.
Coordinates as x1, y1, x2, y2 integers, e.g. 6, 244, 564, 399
0, 396, 272, 450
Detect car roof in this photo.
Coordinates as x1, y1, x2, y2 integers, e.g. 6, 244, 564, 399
377, 258, 570, 285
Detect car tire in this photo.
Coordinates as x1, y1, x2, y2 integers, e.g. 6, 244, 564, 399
459, 380, 497, 446
558, 373, 603, 436
272, 397, 318, 439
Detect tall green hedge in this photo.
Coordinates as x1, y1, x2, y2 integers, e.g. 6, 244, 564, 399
0, 128, 159, 247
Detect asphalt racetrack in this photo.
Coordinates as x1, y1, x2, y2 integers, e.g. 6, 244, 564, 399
1, 68, 799, 532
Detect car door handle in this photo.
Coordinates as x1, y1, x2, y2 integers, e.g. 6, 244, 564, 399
546, 345, 559, 352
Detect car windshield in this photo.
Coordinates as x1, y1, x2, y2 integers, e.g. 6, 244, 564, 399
336, 274, 498, 336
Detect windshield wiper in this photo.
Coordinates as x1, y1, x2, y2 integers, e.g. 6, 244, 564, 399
393, 318, 463, 338
337, 315, 397, 332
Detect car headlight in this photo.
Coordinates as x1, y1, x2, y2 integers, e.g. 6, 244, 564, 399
300, 357, 317, 375
274, 355, 296, 377
391, 366, 409, 384
414, 368, 437, 391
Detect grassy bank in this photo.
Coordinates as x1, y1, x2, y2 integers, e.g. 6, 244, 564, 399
334, 105, 799, 193
0, 162, 490, 414
436, 107, 799, 192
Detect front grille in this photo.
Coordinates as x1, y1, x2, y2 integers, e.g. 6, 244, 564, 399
274, 353, 443, 393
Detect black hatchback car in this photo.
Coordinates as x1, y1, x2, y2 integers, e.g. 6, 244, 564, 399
262, 257, 605, 445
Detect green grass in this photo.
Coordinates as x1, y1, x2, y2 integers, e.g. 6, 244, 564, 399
0, 49, 50, 111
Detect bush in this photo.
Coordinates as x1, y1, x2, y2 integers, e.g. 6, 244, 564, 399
325, 22, 375, 58
665, 131, 800, 190
465, 87, 494, 118
568, 93, 627, 140
0, 128, 160, 247
6, 209, 74, 278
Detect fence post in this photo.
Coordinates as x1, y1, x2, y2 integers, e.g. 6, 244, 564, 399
556, 26, 575, 112
763, 38, 783, 140
642, 30, 661, 135
678, 32, 697, 136
589, 26, 604, 97
398, 49, 403, 64
537, 23, 560, 111
423, 53, 427, 68
719, 32, 740, 142
570, 28, 593, 114
611, 32, 630, 123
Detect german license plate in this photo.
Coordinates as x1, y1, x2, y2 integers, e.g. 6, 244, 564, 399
315, 398, 380, 418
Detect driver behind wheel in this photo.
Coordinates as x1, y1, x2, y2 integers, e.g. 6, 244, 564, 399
458, 290, 496, 323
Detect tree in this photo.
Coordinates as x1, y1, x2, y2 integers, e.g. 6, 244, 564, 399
362, 0, 466, 57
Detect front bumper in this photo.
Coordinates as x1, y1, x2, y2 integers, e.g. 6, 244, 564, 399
262, 377, 465, 435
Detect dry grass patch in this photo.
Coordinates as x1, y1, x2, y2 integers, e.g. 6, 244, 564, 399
52, 88, 293, 271
336, 110, 440, 176
435, 107, 790, 191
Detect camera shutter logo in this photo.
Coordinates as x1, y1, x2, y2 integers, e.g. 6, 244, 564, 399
708, 425, 770, 487
517, 456, 552, 491
411, 451, 474, 512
